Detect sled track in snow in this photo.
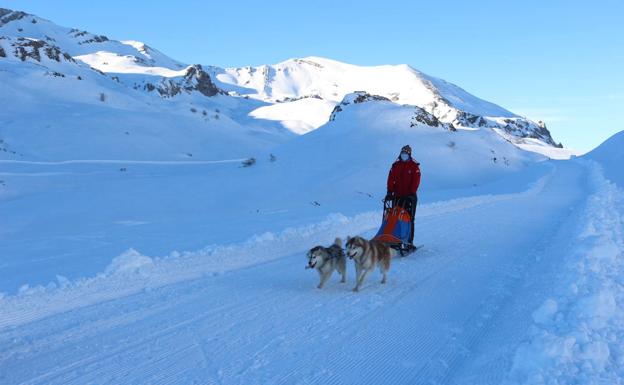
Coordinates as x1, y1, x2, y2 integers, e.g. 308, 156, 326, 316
1, 162, 600, 385
0, 168, 554, 330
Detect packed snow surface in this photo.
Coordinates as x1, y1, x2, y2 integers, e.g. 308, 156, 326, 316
1, 144, 623, 384
0, 7, 618, 384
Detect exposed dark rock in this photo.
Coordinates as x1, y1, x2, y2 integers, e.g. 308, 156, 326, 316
294, 59, 324, 69
499, 117, 557, 145
454, 111, 489, 127
69, 29, 109, 45
277, 94, 322, 103
77, 35, 109, 45
0, 8, 13, 18
183, 65, 220, 97
155, 79, 181, 97
13, 38, 44, 61
352, 92, 390, 104
410, 107, 442, 127
0, 46, 5, 58
329, 92, 390, 121
153, 65, 222, 98
11, 38, 75, 63
328, 105, 342, 121
0, 8, 28, 27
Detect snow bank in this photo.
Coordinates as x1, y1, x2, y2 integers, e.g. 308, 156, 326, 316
584, 130, 624, 188
0, 180, 549, 329
506, 162, 624, 384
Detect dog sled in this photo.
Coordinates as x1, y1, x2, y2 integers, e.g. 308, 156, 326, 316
373, 196, 421, 256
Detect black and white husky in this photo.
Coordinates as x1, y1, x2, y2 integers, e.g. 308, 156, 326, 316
306, 238, 347, 289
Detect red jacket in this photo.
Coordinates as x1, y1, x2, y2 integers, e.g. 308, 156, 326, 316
387, 158, 421, 196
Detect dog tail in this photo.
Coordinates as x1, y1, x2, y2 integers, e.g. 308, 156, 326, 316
334, 237, 342, 248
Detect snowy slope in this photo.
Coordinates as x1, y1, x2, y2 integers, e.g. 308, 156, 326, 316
3, 153, 621, 385
213, 56, 513, 115
584, 130, 624, 187
3, 8, 620, 384
0, 8, 185, 68
0, 90, 546, 295
211, 56, 563, 151
0, 7, 568, 162
0, 9, 293, 161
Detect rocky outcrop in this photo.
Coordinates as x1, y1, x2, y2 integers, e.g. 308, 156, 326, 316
499, 118, 559, 146
68, 28, 109, 45
144, 64, 223, 98
0, 8, 28, 27
9, 38, 75, 63
277, 94, 322, 103
330, 92, 559, 146
410, 107, 445, 128
329, 91, 390, 121
183, 65, 220, 97
454, 111, 490, 128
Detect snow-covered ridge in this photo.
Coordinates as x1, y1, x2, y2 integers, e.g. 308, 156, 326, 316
0, 8, 184, 68
0, 5, 565, 163
1, 6, 561, 149
584, 130, 624, 188
211, 56, 560, 147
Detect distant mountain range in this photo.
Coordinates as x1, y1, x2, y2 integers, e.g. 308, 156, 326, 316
0, 7, 564, 161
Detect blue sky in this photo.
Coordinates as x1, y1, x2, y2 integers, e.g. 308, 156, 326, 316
3, 0, 622, 151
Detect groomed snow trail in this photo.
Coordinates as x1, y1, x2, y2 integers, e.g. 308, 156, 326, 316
0, 162, 590, 385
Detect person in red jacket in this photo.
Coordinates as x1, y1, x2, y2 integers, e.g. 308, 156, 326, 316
386, 145, 421, 244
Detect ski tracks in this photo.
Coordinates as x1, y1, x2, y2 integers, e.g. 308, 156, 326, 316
0, 161, 594, 384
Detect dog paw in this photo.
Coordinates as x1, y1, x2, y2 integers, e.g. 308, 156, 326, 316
352, 287, 359, 292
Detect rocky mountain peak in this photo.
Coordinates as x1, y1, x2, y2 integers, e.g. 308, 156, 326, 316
0, 8, 30, 27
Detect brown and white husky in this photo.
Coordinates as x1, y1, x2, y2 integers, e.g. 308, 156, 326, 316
345, 236, 393, 292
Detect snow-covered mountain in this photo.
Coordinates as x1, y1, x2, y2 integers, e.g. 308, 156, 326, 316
0, 7, 566, 162
0, 9, 293, 161
210, 57, 557, 142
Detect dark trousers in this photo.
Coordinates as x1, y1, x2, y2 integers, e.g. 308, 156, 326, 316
392, 194, 418, 244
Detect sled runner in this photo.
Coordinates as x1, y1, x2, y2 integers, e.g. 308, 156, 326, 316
373, 196, 421, 256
